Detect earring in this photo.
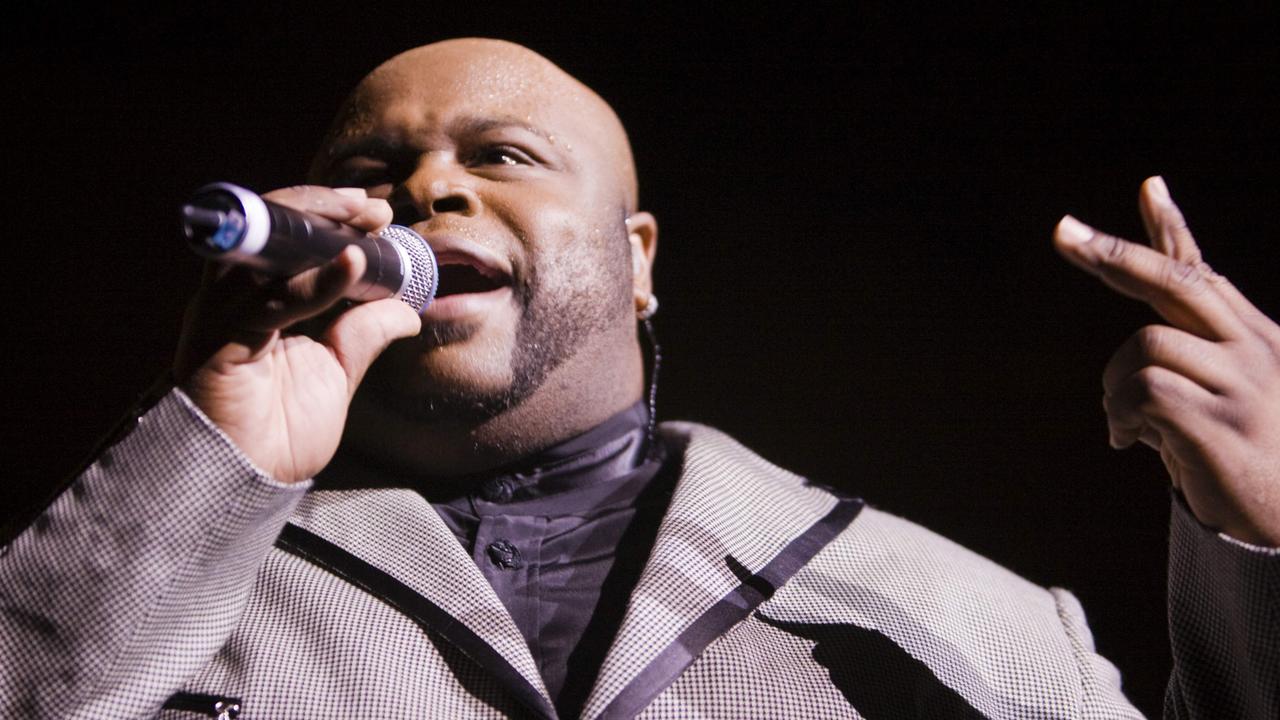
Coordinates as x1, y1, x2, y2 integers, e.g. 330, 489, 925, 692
637, 293, 659, 321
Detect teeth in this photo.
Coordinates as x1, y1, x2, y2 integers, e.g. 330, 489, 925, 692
438, 256, 505, 282
461, 263, 496, 280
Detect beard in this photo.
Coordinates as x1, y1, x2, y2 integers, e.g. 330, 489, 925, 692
359, 231, 632, 426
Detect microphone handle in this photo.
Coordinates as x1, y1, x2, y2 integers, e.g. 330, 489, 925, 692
182, 182, 437, 311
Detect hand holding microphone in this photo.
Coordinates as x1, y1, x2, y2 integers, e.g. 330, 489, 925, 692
174, 184, 426, 483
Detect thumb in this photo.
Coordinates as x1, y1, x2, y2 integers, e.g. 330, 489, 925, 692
324, 298, 421, 397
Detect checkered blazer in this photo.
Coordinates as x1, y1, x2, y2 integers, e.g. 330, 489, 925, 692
2, 390, 1277, 719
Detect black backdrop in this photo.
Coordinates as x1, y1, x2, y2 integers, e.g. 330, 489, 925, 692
4, 4, 1278, 714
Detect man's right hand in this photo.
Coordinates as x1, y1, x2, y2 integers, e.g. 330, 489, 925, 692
173, 186, 422, 484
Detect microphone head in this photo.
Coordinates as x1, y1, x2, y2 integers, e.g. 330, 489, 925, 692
379, 224, 438, 313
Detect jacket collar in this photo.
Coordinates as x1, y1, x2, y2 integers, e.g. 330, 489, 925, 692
581, 422, 862, 719
285, 487, 556, 717
280, 421, 860, 720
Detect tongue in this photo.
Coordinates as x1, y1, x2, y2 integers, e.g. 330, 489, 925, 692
437, 264, 501, 297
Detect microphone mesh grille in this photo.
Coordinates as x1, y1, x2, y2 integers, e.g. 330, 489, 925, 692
379, 225, 438, 312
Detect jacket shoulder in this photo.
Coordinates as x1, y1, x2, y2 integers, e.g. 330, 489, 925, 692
660, 422, 1129, 715
659, 421, 1053, 598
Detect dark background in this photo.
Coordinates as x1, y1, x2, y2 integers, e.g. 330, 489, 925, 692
4, 3, 1278, 714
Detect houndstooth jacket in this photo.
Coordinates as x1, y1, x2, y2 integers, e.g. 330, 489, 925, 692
1, 389, 1277, 719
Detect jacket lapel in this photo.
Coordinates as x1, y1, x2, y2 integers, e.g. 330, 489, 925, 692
284, 487, 557, 719
582, 422, 864, 719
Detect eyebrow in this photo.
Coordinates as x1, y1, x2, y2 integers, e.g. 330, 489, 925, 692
326, 115, 556, 160
451, 115, 555, 142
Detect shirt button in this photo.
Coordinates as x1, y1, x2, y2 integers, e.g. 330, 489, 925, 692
480, 476, 515, 503
486, 539, 524, 570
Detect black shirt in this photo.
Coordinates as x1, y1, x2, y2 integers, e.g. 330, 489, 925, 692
421, 403, 675, 717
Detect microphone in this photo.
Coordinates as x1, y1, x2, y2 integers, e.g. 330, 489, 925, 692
181, 182, 438, 312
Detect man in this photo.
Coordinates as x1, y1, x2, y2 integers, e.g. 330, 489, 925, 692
1, 38, 1276, 719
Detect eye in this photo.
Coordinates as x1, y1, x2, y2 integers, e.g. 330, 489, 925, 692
471, 145, 535, 167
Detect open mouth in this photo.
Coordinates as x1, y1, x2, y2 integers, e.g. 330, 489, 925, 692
434, 257, 511, 298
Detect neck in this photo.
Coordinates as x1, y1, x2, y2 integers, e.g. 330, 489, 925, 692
341, 336, 644, 478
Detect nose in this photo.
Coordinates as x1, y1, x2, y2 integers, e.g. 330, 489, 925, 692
390, 154, 481, 225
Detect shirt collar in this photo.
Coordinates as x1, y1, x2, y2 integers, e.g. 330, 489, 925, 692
424, 401, 655, 506
317, 401, 657, 506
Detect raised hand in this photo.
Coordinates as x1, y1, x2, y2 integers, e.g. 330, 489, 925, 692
1054, 176, 1280, 547
174, 186, 421, 484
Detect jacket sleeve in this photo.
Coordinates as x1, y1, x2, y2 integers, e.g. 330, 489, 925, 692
0, 388, 311, 719
1050, 587, 1148, 718
1164, 493, 1280, 720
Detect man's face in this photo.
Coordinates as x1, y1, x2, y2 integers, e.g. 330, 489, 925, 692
310, 41, 642, 425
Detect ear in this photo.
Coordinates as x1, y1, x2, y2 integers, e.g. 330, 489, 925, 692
626, 211, 658, 310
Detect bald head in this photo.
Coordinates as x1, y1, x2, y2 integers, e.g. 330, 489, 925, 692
316, 38, 660, 475
319, 38, 640, 211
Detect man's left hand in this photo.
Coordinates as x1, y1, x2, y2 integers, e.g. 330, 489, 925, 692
1054, 176, 1280, 547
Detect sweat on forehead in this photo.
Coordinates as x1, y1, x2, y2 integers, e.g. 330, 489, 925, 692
328, 38, 639, 209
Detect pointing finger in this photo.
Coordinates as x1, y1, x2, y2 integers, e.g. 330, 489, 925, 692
1139, 177, 1272, 329
1138, 176, 1201, 264
1094, 177, 1273, 336
1054, 215, 1247, 342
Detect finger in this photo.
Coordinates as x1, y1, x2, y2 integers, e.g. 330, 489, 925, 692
1054, 215, 1247, 341
1192, 261, 1275, 336
263, 185, 393, 235
187, 260, 304, 335
1102, 324, 1232, 397
1138, 176, 1202, 264
177, 247, 376, 378
238, 245, 368, 333
346, 197, 395, 234
1103, 365, 1217, 449
1138, 426, 1162, 452
263, 184, 368, 219
1135, 177, 1275, 331
330, 188, 395, 232
1138, 177, 1168, 255
177, 261, 282, 374
323, 298, 422, 396
1103, 393, 1147, 450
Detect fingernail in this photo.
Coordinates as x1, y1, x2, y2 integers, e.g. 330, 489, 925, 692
333, 187, 368, 198
1056, 215, 1094, 245
1146, 176, 1170, 203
